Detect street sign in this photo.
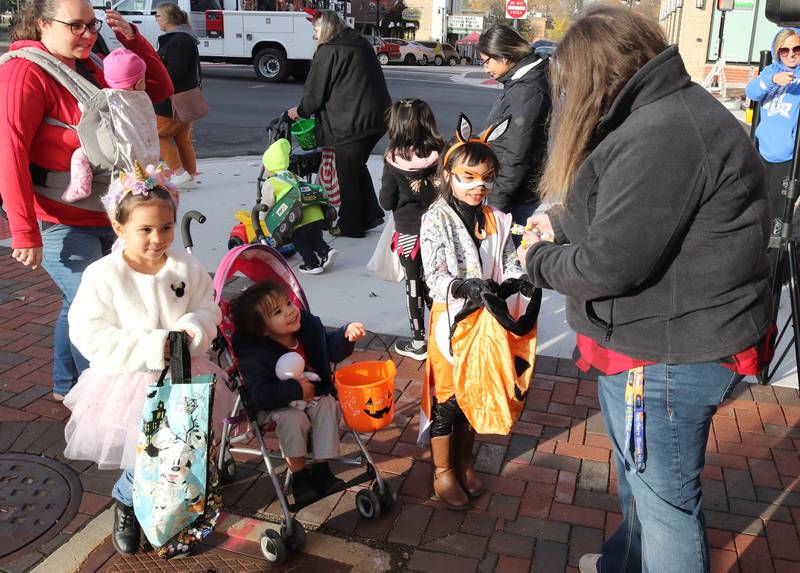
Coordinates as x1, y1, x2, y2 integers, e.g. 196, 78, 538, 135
447, 14, 484, 32
506, 0, 527, 19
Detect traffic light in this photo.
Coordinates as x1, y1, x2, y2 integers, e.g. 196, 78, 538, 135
717, 0, 734, 10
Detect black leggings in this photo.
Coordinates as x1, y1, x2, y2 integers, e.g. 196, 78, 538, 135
398, 250, 429, 341
429, 396, 469, 438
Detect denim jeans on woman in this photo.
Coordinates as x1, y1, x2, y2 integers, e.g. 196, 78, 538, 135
40, 223, 116, 396
596, 362, 736, 573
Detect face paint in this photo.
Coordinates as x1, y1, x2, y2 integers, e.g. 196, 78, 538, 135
451, 166, 496, 190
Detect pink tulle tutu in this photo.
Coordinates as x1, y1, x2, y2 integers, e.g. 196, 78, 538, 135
63, 356, 236, 470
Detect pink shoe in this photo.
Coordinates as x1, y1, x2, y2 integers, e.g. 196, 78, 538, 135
63, 149, 94, 202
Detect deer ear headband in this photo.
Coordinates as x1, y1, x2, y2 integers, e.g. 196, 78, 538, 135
442, 113, 510, 167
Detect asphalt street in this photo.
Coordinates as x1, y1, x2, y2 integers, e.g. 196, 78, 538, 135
193, 64, 498, 158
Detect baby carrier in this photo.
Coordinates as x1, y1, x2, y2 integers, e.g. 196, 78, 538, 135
0, 47, 148, 174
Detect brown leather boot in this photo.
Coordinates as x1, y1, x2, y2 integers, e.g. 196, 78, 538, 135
430, 434, 471, 510
453, 423, 484, 498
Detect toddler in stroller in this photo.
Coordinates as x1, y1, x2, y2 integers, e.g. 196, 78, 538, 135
213, 244, 397, 563
229, 279, 364, 502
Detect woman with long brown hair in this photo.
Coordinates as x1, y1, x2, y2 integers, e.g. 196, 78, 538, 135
518, 6, 771, 572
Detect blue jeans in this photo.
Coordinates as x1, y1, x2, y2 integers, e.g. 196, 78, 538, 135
112, 469, 134, 507
597, 362, 737, 573
40, 224, 116, 395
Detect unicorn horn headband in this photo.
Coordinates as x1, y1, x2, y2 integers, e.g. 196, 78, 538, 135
101, 161, 177, 216
442, 113, 511, 167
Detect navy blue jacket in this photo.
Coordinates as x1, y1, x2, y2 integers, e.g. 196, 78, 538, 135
232, 311, 355, 411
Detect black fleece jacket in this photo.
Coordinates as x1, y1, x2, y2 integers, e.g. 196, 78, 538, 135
297, 28, 391, 146
231, 311, 355, 412
153, 29, 201, 118
378, 151, 440, 234
486, 51, 550, 212
525, 46, 771, 364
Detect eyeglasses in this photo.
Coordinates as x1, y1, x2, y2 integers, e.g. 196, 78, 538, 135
480, 56, 492, 66
50, 18, 103, 36
778, 45, 800, 58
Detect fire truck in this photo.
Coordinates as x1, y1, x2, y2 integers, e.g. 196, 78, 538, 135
94, 0, 317, 82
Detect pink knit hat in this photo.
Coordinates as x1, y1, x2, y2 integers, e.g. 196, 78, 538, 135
103, 48, 147, 89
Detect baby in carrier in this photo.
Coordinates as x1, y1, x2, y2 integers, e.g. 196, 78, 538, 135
62, 48, 159, 202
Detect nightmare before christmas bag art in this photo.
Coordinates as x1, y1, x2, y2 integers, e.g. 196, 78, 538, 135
132, 332, 222, 558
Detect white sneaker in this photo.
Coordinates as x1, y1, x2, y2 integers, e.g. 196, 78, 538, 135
170, 170, 196, 190
578, 554, 601, 573
321, 249, 337, 271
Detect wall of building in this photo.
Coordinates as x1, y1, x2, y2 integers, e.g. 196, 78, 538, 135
407, 0, 437, 39
660, 0, 778, 83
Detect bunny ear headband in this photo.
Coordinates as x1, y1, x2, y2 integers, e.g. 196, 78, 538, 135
442, 113, 510, 167
101, 161, 177, 216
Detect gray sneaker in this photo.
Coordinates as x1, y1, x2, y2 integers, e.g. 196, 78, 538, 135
394, 339, 427, 361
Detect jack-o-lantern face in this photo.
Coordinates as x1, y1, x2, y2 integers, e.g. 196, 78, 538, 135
364, 391, 393, 419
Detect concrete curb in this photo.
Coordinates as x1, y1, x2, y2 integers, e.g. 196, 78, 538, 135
213, 513, 394, 572
450, 71, 502, 90
30, 508, 113, 573
32, 508, 393, 572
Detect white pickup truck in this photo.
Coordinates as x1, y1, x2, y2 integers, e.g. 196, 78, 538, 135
94, 0, 317, 82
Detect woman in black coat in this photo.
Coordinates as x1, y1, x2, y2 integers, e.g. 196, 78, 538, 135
478, 25, 550, 232
154, 2, 202, 190
289, 10, 391, 238
518, 7, 770, 572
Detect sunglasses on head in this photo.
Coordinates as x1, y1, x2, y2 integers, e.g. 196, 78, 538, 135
779, 45, 800, 57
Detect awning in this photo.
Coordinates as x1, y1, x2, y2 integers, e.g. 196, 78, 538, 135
456, 31, 480, 45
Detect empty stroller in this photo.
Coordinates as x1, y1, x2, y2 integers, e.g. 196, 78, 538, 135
211, 243, 396, 563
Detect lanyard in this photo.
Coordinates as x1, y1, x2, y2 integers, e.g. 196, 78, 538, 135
624, 366, 646, 473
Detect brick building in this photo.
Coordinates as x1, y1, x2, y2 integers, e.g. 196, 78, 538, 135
658, 0, 780, 85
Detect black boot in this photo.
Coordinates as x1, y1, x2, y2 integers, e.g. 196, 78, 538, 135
291, 469, 318, 505
311, 462, 345, 496
112, 501, 140, 555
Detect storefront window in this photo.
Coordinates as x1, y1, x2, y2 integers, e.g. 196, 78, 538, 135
706, 0, 779, 63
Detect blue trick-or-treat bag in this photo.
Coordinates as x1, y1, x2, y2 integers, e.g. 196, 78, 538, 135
132, 332, 220, 555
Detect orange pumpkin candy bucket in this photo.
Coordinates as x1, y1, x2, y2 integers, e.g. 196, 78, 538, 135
334, 360, 396, 432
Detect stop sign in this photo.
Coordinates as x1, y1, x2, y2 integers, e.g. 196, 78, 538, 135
506, 0, 527, 19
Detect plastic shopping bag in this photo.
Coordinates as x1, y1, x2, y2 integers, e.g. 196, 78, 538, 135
367, 213, 403, 282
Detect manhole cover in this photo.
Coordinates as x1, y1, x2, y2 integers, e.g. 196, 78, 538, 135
0, 453, 83, 564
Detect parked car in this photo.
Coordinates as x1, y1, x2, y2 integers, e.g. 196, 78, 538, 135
365, 35, 402, 65
417, 41, 459, 66
531, 39, 557, 59
383, 38, 430, 65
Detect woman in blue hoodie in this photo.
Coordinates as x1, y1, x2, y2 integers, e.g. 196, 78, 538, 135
746, 28, 800, 263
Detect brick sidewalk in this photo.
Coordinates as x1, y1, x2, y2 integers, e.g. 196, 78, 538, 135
1, 246, 800, 572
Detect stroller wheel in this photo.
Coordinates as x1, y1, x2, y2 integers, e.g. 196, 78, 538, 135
355, 488, 382, 520
372, 480, 397, 512
281, 517, 307, 553
221, 458, 237, 483
260, 529, 287, 563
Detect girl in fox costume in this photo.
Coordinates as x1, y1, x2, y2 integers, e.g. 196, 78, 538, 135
419, 115, 535, 510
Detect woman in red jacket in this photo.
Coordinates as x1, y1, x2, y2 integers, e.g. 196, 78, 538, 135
0, 0, 173, 401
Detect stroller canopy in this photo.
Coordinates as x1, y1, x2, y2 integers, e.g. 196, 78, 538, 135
213, 244, 309, 311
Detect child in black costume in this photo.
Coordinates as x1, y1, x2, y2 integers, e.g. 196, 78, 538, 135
378, 98, 445, 360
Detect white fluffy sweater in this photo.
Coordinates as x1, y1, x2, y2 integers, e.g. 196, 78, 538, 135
68, 248, 221, 374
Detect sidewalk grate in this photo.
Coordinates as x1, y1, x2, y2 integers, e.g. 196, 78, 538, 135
0, 453, 82, 565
